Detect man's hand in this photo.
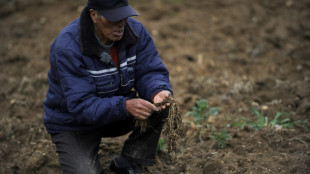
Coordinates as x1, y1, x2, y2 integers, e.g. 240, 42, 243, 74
153, 90, 171, 110
126, 99, 158, 120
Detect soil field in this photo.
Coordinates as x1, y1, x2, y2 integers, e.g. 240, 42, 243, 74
0, 0, 310, 173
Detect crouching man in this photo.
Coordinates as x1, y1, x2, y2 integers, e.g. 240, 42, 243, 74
43, 0, 173, 173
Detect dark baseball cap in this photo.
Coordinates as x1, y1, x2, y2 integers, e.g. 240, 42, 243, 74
87, 0, 138, 22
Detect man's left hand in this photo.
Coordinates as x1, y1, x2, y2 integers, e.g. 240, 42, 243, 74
152, 90, 171, 110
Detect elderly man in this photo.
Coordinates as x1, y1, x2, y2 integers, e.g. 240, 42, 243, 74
43, 0, 173, 173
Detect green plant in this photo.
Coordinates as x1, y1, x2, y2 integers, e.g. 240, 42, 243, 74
248, 108, 298, 129
270, 112, 295, 128
185, 99, 220, 126
157, 138, 165, 153
231, 116, 249, 128
248, 108, 269, 129
211, 129, 232, 149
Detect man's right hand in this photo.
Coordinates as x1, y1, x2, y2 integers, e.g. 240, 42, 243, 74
126, 99, 159, 120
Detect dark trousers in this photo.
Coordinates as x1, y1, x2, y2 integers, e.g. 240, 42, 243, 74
51, 108, 169, 174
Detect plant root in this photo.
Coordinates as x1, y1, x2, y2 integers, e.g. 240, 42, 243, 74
135, 95, 183, 157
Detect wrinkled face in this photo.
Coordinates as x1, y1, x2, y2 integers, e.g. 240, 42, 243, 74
90, 9, 127, 45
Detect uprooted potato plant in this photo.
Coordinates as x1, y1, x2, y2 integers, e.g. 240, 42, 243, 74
135, 95, 182, 157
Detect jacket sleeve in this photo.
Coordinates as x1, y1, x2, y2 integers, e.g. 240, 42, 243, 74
134, 25, 173, 102
54, 49, 130, 125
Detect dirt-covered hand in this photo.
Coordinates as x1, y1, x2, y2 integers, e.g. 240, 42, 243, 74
126, 98, 158, 120
153, 90, 171, 110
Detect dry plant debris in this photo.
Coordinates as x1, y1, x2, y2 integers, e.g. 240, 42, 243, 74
135, 95, 183, 156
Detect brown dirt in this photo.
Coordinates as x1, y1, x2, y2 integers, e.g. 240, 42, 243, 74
1, 0, 310, 173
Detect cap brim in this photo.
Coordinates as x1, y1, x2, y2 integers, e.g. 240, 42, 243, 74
100, 5, 138, 22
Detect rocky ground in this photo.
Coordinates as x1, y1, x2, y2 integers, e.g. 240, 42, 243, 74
0, 0, 309, 173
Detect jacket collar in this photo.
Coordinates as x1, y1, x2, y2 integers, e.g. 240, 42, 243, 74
79, 6, 138, 58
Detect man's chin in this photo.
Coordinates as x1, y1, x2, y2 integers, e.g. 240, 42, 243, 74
111, 36, 123, 42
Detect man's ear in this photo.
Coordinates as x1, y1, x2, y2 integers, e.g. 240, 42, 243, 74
89, 9, 98, 23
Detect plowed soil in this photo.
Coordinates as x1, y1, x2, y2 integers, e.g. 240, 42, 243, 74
0, 0, 309, 173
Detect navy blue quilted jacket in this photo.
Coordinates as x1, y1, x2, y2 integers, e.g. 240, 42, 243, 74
43, 13, 172, 133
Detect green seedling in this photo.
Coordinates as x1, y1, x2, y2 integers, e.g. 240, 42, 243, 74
248, 108, 269, 129
157, 138, 165, 153
186, 99, 220, 126
231, 116, 249, 128
248, 108, 298, 129
270, 112, 295, 128
211, 129, 232, 149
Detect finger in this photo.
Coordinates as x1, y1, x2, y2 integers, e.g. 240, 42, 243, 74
134, 110, 149, 120
143, 102, 159, 112
138, 108, 152, 118
151, 104, 159, 112
136, 99, 155, 112
157, 106, 162, 111
135, 114, 147, 120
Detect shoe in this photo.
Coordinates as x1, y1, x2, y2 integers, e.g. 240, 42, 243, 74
109, 158, 141, 174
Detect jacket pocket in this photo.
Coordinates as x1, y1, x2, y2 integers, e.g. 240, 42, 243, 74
127, 66, 135, 82
94, 74, 118, 96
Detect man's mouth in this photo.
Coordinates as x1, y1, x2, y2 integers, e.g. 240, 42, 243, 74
113, 30, 123, 37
